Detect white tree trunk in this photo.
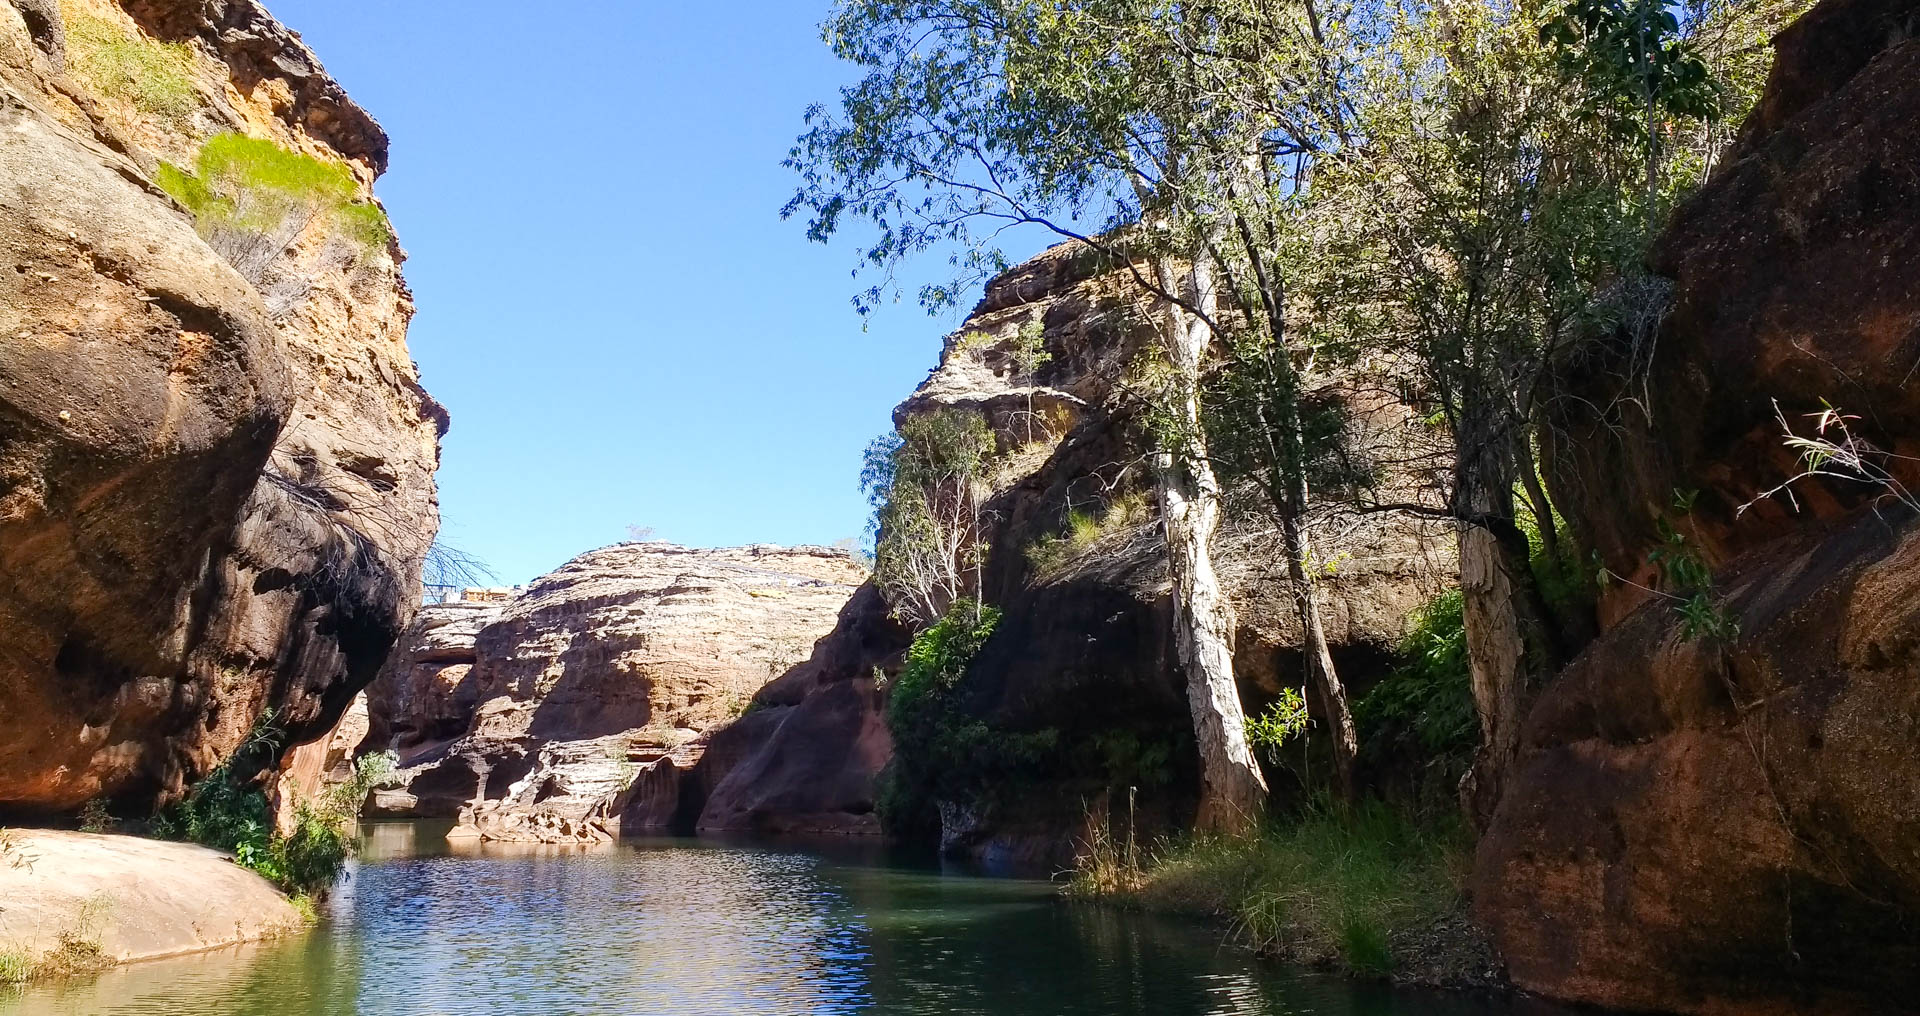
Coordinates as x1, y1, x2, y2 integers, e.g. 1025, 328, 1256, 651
1151, 254, 1268, 835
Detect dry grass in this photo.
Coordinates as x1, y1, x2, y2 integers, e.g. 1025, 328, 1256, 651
62, 5, 200, 124
0, 893, 114, 984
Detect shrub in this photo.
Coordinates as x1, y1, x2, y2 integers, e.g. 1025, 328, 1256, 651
156, 716, 392, 896
156, 133, 391, 303
76, 799, 115, 834
861, 410, 995, 625
879, 600, 1057, 835
1355, 589, 1478, 795
1245, 687, 1311, 766
65, 10, 198, 124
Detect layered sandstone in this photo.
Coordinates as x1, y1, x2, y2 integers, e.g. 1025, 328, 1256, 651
1480, 0, 1920, 1010
695, 244, 1454, 863
0, 0, 440, 816
359, 543, 866, 844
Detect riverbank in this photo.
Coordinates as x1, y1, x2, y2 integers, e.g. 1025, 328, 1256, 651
1066, 801, 1503, 990
0, 831, 306, 984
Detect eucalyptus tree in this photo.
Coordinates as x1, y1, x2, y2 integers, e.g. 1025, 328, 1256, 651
1303, 0, 1748, 809
787, 0, 1361, 830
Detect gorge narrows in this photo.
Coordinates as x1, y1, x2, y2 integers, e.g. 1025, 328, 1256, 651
3, 0, 1918, 1013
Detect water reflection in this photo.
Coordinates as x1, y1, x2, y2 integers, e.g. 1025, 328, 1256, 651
0, 826, 1575, 1016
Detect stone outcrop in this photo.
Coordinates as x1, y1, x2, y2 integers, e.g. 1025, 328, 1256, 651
1479, 0, 1920, 1011
695, 244, 1454, 864
358, 543, 866, 844
0, 0, 440, 816
0, 829, 304, 966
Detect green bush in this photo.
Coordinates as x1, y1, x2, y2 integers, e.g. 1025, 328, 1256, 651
1354, 590, 1478, 801
157, 133, 391, 286
66, 10, 198, 123
879, 600, 1057, 835
156, 723, 392, 896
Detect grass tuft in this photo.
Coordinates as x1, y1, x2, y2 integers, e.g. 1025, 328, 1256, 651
64, 9, 199, 123
1068, 798, 1467, 975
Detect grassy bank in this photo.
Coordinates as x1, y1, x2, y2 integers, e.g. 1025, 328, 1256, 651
1067, 799, 1492, 983
0, 894, 111, 985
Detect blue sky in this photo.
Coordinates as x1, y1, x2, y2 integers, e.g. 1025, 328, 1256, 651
265, 0, 1055, 584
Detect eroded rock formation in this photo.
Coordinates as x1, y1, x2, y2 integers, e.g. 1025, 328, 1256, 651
695, 244, 1455, 865
1478, 0, 1920, 1010
0, 0, 440, 816
359, 543, 866, 844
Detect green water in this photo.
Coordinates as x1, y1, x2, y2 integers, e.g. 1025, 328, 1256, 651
1, 823, 1569, 1016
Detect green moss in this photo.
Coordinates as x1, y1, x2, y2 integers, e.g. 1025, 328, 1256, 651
65, 10, 199, 123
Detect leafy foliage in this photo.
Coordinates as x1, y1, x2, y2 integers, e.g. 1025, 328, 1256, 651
1244, 688, 1311, 766
878, 600, 1057, 835
1644, 491, 1740, 642
156, 714, 393, 895
1356, 591, 1478, 786
1543, 0, 1722, 129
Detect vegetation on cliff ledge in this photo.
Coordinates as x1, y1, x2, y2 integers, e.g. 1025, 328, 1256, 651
64, 6, 198, 124
157, 133, 391, 301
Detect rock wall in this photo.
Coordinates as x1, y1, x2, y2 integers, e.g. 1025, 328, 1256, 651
0, 0, 441, 816
695, 244, 1454, 866
1480, 0, 1920, 1010
358, 543, 866, 844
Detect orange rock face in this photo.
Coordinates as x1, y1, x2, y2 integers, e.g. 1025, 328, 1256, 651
0, 0, 440, 816
1482, 1, 1920, 1010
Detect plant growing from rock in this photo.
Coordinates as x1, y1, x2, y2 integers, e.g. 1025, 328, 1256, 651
877, 600, 1057, 836
64, 8, 198, 125
157, 133, 391, 314
861, 409, 995, 626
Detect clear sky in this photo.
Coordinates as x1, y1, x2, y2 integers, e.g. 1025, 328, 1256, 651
264, 0, 1053, 585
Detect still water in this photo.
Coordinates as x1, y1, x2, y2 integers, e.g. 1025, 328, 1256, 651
2, 823, 1569, 1016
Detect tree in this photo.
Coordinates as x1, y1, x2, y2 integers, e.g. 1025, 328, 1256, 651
1294, 0, 1754, 814
1541, 0, 1720, 229
788, 0, 1325, 831
862, 409, 995, 626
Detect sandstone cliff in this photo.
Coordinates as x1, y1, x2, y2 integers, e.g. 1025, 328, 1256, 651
695, 245, 1455, 865
358, 543, 866, 843
1478, 0, 1920, 1010
0, 0, 440, 817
